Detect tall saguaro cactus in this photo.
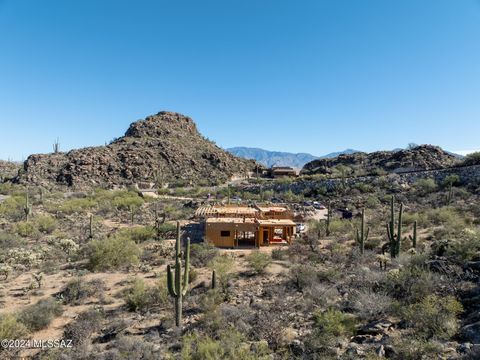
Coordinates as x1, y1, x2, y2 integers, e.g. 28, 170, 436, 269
326, 202, 331, 236
167, 222, 190, 328
24, 192, 32, 222
386, 196, 403, 258
356, 208, 369, 254
409, 220, 417, 249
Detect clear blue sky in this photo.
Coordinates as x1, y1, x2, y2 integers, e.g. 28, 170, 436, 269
1, 0, 479, 161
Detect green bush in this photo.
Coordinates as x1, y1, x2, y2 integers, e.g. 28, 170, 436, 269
0, 195, 24, 219
190, 243, 219, 267
182, 328, 271, 360
17, 298, 63, 332
446, 229, 480, 261
463, 151, 480, 166
13, 221, 39, 237
35, 215, 57, 234
60, 278, 106, 305
0, 313, 28, 340
313, 308, 357, 337
87, 236, 141, 271
57, 198, 97, 214
111, 192, 144, 210
156, 222, 177, 238
403, 294, 463, 340
116, 226, 156, 243
123, 278, 168, 313
246, 252, 271, 274
414, 178, 438, 196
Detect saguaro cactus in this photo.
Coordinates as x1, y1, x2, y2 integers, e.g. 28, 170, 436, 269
88, 214, 94, 239
409, 220, 418, 249
386, 196, 403, 258
211, 270, 217, 290
24, 192, 32, 222
167, 222, 190, 328
356, 208, 369, 254
326, 202, 331, 236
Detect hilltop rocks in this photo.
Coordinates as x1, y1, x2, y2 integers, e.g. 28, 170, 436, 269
301, 145, 459, 176
14, 111, 259, 188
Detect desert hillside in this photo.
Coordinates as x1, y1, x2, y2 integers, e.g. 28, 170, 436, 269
301, 145, 460, 177
14, 112, 259, 189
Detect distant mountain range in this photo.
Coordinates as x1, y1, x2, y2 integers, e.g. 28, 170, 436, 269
226, 147, 360, 168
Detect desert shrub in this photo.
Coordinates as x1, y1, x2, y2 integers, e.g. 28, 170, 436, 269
0, 195, 24, 219
271, 248, 288, 260
111, 192, 144, 210
123, 278, 168, 313
17, 298, 63, 332
0, 231, 25, 249
190, 243, 219, 267
60, 278, 106, 305
35, 215, 57, 233
182, 328, 270, 360
64, 309, 103, 346
307, 308, 357, 349
353, 182, 372, 193
87, 236, 141, 271
349, 290, 393, 320
155, 222, 177, 239
414, 178, 438, 196
388, 336, 444, 360
463, 151, 480, 166
317, 267, 342, 283
57, 198, 97, 214
101, 336, 157, 360
443, 174, 460, 187
208, 255, 235, 295
0, 313, 28, 340
313, 308, 357, 337
381, 267, 443, 305
365, 195, 380, 208
402, 294, 463, 340
328, 218, 352, 236
446, 228, 480, 262
289, 264, 318, 291
246, 252, 271, 274
116, 226, 156, 243
425, 207, 463, 227
13, 221, 39, 237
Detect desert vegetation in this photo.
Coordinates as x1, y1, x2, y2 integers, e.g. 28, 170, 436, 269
1, 154, 480, 360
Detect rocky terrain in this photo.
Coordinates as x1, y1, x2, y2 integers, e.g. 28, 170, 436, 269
0, 160, 20, 181
301, 145, 460, 176
13, 112, 259, 189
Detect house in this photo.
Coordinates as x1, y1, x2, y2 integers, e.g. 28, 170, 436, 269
269, 166, 299, 178
195, 204, 296, 248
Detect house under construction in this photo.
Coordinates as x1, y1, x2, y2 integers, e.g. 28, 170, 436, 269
195, 204, 296, 248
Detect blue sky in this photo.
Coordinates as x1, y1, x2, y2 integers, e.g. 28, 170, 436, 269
0, 0, 479, 161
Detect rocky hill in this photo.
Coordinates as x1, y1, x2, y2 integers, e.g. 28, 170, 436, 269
0, 160, 20, 181
301, 145, 460, 176
14, 111, 259, 188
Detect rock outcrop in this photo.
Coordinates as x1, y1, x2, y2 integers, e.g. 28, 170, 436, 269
301, 145, 459, 176
14, 111, 260, 188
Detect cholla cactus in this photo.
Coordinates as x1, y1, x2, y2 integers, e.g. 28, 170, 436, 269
58, 239, 80, 256
0, 264, 12, 280
376, 254, 390, 270
7, 249, 40, 269
32, 272, 43, 288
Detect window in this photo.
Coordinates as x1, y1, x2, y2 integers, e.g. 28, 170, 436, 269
220, 230, 231, 237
